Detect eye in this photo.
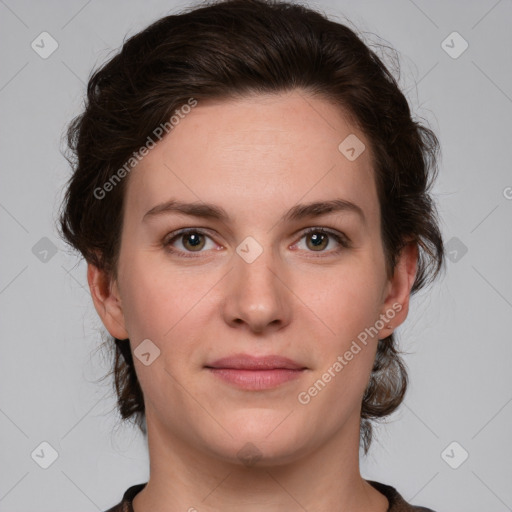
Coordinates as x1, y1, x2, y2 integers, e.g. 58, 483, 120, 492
163, 228, 218, 258
163, 227, 350, 259
293, 227, 350, 256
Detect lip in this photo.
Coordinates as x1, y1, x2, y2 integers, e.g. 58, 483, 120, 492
206, 354, 306, 370
205, 354, 307, 390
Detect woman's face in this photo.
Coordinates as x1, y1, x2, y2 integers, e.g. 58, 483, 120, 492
91, 90, 414, 465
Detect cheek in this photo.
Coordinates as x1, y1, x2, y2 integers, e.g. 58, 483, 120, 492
118, 250, 209, 340
297, 283, 382, 414
300, 262, 385, 335
298, 263, 385, 382
117, 257, 208, 411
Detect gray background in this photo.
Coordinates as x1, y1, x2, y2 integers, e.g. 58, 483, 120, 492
1, 0, 511, 511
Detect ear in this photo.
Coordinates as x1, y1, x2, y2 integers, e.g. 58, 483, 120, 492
87, 263, 129, 340
377, 242, 418, 339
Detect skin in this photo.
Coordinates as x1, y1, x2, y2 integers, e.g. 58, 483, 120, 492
88, 90, 417, 512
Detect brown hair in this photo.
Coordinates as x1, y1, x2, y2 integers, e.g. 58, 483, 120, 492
59, 0, 444, 454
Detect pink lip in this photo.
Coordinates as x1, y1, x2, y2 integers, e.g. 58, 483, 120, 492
206, 354, 306, 370
205, 354, 307, 390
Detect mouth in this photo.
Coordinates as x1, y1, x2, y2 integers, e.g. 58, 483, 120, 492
205, 354, 307, 390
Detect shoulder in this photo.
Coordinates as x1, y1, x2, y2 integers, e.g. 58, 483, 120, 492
367, 480, 438, 512
103, 483, 147, 512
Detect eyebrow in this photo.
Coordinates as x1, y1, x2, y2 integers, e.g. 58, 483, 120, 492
143, 198, 366, 224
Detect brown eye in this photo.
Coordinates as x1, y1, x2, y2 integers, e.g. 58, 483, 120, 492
180, 232, 206, 251
295, 227, 350, 256
305, 231, 329, 251
163, 227, 349, 259
164, 229, 216, 257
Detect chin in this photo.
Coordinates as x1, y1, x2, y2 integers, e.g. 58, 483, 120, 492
203, 413, 315, 467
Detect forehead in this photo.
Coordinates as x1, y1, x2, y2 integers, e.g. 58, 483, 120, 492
124, 90, 379, 225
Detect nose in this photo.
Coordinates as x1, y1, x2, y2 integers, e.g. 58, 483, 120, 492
221, 244, 292, 334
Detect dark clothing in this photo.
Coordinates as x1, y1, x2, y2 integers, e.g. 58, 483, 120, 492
104, 480, 437, 511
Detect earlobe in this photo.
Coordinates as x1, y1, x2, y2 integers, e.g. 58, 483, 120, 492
378, 242, 418, 338
87, 263, 129, 340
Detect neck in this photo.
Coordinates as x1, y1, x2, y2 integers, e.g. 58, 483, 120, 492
132, 411, 388, 512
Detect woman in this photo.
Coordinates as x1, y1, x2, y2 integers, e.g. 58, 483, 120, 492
59, 0, 444, 510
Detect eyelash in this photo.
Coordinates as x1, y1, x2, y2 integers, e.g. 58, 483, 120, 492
162, 227, 351, 259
